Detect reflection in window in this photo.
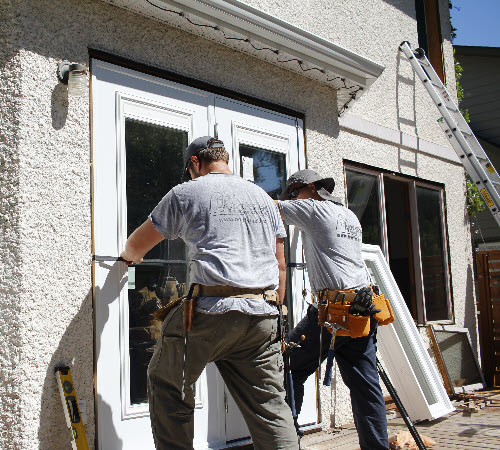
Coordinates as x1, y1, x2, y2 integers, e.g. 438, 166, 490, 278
416, 186, 448, 321
125, 118, 188, 405
238, 144, 292, 315
346, 170, 382, 247
384, 179, 416, 317
239, 145, 286, 199
345, 165, 451, 324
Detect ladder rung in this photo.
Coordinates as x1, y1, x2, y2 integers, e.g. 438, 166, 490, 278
402, 42, 500, 226
431, 81, 444, 89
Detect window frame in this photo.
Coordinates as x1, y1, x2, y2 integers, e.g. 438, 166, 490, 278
344, 164, 453, 325
414, 0, 445, 82
428, 324, 486, 394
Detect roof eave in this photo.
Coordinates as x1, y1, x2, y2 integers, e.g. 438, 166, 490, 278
101, 0, 385, 114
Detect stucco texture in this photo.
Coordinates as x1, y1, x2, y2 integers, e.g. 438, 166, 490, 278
244, 0, 457, 147
0, 0, 475, 447
0, 0, 24, 445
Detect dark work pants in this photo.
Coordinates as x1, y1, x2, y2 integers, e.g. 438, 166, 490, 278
148, 304, 298, 450
288, 304, 389, 450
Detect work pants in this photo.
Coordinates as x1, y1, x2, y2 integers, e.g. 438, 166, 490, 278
288, 304, 389, 450
147, 304, 299, 450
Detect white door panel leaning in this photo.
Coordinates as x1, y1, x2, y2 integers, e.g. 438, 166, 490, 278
362, 244, 454, 422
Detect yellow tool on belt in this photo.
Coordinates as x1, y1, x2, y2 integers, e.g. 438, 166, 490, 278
318, 286, 394, 338
55, 366, 89, 450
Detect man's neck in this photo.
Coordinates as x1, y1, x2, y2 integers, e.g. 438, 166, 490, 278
200, 161, 232, 176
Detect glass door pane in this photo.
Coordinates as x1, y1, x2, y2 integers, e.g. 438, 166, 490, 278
384, 178, 417, 318
416, 186, 449, 321
346, 169, 383, 247
125, 118, 189, 405
239, 144, 287, 199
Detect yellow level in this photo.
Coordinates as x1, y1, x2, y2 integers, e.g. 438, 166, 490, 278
55, 366, 89, 450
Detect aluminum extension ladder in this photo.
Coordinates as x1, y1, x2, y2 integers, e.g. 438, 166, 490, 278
399, 41, 500, 227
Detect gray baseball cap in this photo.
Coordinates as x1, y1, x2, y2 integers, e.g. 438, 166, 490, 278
279, 169, 338, 201
182, 136, 225, 181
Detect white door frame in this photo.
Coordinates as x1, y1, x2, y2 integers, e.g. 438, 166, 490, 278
92, 59, 313, 449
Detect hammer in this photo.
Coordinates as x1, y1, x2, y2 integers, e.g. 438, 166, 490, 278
322, 322, 348, 386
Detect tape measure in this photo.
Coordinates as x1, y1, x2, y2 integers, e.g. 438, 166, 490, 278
55, 366, 89, 450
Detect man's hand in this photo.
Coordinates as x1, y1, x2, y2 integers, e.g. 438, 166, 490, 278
120, 250, 143, 266
120, 219, 164, 266
349, 286, 381, 316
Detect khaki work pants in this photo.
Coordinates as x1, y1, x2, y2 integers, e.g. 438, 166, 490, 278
147, 303, 299, 450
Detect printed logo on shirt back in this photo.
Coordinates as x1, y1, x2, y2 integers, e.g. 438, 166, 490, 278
209, 192, 269, 224
336, 215, 362, 241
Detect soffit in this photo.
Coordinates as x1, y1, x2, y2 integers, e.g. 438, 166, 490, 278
101, 0, 385, 115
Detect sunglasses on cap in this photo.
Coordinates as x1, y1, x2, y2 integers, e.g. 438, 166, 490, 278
289, 185, 309, 199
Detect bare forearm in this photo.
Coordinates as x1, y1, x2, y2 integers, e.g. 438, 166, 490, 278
120, 219, 164, 264
276, 238, 286, 303
274, 200, 284, 221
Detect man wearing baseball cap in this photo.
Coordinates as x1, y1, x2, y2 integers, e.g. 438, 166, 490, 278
277, 169, 388, 449
121, 136, 298, 449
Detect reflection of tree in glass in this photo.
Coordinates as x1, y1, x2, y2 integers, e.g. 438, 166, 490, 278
240, 145, 286, 199
417, 188, 442, 256
346, 173, 381, 247
125, 119, 188, 259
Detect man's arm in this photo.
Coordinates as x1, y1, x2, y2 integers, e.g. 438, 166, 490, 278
120, 219, 165, 264
276, 237, 286, 303
274, 200, 284, 221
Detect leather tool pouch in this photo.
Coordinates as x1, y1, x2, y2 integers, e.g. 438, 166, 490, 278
318, 290, 370, 338
152, 295, 186, 322
318, 301, 328, 327
326, 302, 371, 338
183, 298, 195, 331
372, 292, 395, 326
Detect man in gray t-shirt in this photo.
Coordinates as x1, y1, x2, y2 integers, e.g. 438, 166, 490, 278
120, 137, 298, 450
277, 169, 388, 450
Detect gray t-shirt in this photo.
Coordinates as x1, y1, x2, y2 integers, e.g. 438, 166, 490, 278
150, 172, 286, 315
278, 199, 369, 295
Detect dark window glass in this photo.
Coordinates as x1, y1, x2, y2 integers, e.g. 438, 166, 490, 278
239, 145, 287, 199
414, 0, 444, 81
384, 179, 417, 317
346, 170, 382, 247
238, 145, 294, 313
125, 118, 189, 405
415, 0, 429, 55
416, 186, 449, 321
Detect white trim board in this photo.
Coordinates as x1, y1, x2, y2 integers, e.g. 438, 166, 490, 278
100, 0, 384, 112
362, 244, 454, 422
340, 113, 461, 165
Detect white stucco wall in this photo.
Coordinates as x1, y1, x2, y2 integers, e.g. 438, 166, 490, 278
244, 0, 457, 147
0, 0, 475, 447
0, 0, 24, 444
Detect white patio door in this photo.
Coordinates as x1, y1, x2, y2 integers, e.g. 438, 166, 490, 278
92, 60, 314, 450
214, 97, 316, 437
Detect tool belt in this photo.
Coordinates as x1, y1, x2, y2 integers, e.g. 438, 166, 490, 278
317, 287, 394, 338
153, 284, 279, 322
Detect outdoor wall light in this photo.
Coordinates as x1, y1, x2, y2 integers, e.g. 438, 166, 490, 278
57, 62, 87, 97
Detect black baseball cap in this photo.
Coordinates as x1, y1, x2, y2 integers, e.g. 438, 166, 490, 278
182, 136, 225, 181
279, 169, 338, 201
